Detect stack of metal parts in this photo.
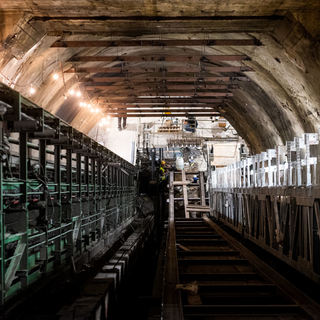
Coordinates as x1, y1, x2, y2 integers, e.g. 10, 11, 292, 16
167, 138, 204, 148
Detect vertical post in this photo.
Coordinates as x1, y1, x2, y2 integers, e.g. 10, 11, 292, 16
295, 137, 302, 187
38, 140, 48, 270
83, 156, 89, 246
252, 156, 256, 188
66, 149, 73, 259
76, 153, 82, 253
92, 158, 96, 238
54, 144, 62, 265
0, 123, 5, 304
305, 134, 311, 187
19, 132, 28, 289
151, 148, 155, 181
276, 146, 281, 187
97, 160, 102, 238
162, 171, 183, 320
261, 152, 266, 187
267, 149, 275, 187
182, 170, 189, 218
247, 158, 251, 187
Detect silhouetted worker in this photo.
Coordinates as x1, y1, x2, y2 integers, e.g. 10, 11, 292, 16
184, 118, 198, 133
118, 107, 127, 131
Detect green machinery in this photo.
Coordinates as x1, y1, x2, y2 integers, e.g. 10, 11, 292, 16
0, 83, 137, 305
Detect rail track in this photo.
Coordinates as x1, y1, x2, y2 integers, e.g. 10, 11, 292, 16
163, 215, 320, 319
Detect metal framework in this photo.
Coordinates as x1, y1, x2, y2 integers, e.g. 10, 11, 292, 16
0, 83, 137, 304
209, 132, 320, 283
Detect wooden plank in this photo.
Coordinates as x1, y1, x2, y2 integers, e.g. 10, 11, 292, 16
106, 109, 218, 113
68, 55, 251, 62
182, 170, 189, 219
201, 172, 206, 207
307, 206, 314, 268
296, 197, 315, 207
314, 201, 320, 237
101, 98, 229, 103
5, 242, 26, 291
105, 113, 221, 117
176, 244, 191, 252
65, 66, 254, 73
273, 196, 282, 243
80, 77, 249, 83
84, 84, 238, 90
186, 208, 211, 212
101, 100, 227, 105
94, 92, 233, 97
52, 39, 262, 47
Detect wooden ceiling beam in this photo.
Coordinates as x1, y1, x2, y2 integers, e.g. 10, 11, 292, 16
105, 113, 219, 117
103, 109, 218, 113
52, 39, 262, 47
99, 103, 223, 110
64, 66, 254, 73
67, 55, 250, 62
80, 76, 249, 82
89, 92, 233, 97
100, 102, 226, 107
83, 84, 238, 90
37, 16, 284, 22
100, 98, 229, 103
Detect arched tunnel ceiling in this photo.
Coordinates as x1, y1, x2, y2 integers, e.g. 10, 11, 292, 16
1, 1, 320, 153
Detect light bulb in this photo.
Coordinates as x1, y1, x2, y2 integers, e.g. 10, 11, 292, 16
64, 95, 67, 100
80, 102, 83, 107
90, 108, 94, 113
30, 87, 35, 94
99, 122, 103, 127
76, 91, 81, 97
107, 128, 110, 132
70, 90, 74, 95
94, 108, 99, 113
107, 115, 110, 119
53, 74, 59, 80
83, 103, 87, 107
102, 118, 106, 123
88, 104, 91, 108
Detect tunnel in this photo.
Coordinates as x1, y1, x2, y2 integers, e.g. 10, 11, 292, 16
1, 1, 320, 319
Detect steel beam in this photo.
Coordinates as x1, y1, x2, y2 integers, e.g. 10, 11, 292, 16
52, 39, 262, 47
90, 92, 232, 97
105, 109, 218, 113
65, 66, 254, 73
68, 55, 251, 62
80, 76, 249, 82
105, 113, 219, 117
84, 84, 238, 90
99, 98, 230, 103
80, 77, 249, 83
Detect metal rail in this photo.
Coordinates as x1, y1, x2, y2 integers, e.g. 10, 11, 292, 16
209, 131, 320, 283
169, 216, 320, 319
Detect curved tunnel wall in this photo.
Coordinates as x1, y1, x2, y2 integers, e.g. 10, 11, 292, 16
0, 12, 320, 153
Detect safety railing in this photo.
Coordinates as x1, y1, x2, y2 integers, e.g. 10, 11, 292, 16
212, 133, 319, 189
